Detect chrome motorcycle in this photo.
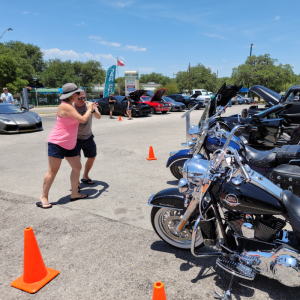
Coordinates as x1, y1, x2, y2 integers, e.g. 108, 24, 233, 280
149, 124, 300, 299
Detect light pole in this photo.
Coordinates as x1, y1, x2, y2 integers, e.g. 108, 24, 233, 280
250, 43, 253, 57
0, 28, 13, 40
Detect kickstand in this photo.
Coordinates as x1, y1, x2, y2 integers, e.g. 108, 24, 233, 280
214, 274, 235, 300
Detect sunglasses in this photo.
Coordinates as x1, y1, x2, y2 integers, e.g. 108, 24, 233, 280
78, 97, 86, 100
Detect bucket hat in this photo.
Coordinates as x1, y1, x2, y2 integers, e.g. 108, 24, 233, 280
60, 83, 83, 100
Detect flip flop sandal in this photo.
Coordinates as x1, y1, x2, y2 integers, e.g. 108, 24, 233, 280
70, 194, 88, 202
81, 179, 95, 185
36, 202, 52, 209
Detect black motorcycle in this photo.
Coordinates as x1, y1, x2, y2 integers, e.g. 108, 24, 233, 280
149, 124, 300, 299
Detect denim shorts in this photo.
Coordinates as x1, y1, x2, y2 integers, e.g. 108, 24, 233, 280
76, 134, 97, 158
48, 142, 79, 159
127, 106, 133, 110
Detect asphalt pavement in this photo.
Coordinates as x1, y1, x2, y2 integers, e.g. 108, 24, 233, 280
1, 104, 299, 299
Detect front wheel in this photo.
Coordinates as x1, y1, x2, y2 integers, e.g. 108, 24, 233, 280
151, 207, 204, 250
170, 165, 183, 179
150, 107, 156, 114
187, 103, 194, 110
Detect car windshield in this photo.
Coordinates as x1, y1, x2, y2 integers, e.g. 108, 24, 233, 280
146, 91, 154, 97
140, 96, 152, 102
163, 97, 174, 102
0, 103, 24, 114
183, 95, 190, 100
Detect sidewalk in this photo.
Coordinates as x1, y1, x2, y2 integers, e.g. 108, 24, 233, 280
32, 106, 58, 114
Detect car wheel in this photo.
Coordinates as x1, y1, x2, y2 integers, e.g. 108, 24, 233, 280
187, 103, 194, 110
150, 107, 156, 114
132, 110, 137, 117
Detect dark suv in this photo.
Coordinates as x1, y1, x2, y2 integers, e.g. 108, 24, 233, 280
167, 94, 200, 109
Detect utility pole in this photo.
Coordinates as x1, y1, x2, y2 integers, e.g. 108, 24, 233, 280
188, 63, 190, 95
250, 43, 253, 57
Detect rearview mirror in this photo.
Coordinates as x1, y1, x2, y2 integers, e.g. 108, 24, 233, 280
241, 108, 248, 119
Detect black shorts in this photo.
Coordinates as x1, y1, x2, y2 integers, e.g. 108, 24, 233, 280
76, 134, 97, 158
48, 142, 79, 159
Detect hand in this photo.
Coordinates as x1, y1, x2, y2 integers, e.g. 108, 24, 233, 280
86, 102, 93, 110
92, 102, 98, 110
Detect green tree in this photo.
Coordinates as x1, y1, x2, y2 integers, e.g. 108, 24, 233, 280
155, 83, 178, 95
231, 54, 294, 93
140, 72, 171, 85
115, 77, 125, 95
0, 41, 45, 86
176, 63, 217, 93
0, 54, 28, 93
40, 59, 105, 89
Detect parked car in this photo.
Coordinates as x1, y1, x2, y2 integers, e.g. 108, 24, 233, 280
236, 94, 255, 104
96, 91, 150, 117
191, 89, 211, 105
162, 97, 185, 111
140, 89, 172, 114
0, 103, 43, 133
208, 92, 215, 99
167, 94, 201, 109
231, 96, 239, 105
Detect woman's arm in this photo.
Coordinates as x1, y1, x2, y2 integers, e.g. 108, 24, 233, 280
59, 102, 96, 123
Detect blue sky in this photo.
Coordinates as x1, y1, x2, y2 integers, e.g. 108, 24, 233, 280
1, 0, 300, 79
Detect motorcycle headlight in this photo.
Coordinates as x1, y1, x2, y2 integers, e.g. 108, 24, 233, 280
178, 178, 189, 193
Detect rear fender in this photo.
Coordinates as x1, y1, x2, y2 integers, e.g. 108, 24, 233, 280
148, 188, 185, 210
166, 149, 193, 168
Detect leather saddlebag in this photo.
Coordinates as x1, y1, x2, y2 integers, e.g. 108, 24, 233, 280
269, 164, 300, 196
276, 145, 300, 164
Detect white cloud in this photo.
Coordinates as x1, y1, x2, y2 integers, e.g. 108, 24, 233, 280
75, 21, 86, 26
125, 45, 146, 51
115, 1, 132, 7
204, 33, 227, 40
89, 36, 120, 47
42, 48, 116, 63
222, 59, 227, 62
21, 11, 29, 14
275, 16, 281, 21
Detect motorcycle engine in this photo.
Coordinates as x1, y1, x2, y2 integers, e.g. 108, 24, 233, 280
224, 211, 286, 242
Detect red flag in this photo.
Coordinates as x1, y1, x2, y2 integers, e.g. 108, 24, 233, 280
117, 59, 124, 66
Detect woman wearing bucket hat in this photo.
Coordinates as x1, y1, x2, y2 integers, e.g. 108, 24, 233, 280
37, 83, 98, 209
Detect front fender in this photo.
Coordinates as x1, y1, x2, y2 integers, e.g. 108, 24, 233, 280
148, 188, 185, 210
166, 149, 193, 168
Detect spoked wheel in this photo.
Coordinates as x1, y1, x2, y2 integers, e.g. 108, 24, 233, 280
151, 207, 204, 250
170, 165, 183, 180
150, 107, 156, 114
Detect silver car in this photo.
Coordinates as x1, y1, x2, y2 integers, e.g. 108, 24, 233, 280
0, 103, 43, 133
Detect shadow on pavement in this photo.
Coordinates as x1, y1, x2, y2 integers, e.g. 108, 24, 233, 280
166, 180, 178, 186
53, 180, 109, 205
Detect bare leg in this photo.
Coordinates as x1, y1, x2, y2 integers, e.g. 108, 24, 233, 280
83, 157, 96, 180
128, 110, 132, 119
65, 156, 83, 198
40, 156, 62, 205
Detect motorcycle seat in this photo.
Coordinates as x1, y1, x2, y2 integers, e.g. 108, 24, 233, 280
244, 145, 279, 168
281, 190, 300, 233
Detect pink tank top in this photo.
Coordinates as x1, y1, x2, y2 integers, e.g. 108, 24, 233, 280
48, 102, 79, 150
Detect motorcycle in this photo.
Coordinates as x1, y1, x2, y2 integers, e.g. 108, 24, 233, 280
167, 86, 300, 197
149, 123, 300, 299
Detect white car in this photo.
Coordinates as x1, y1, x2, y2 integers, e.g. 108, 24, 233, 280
191, 89, 211, 105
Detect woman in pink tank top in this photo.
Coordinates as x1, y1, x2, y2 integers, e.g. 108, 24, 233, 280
37, 83, 98, 209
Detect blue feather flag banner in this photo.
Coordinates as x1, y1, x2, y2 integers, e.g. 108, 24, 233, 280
103, 65, 116, 97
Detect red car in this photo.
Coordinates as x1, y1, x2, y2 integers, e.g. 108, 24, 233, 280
140, 89, 172, 114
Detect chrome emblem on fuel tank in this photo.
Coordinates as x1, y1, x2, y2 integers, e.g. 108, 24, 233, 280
223, 194, 240, 207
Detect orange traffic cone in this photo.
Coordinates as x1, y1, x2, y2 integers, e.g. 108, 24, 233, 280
11, 227, 59, 293
147, 146, 157, 160
118, 115, 122, 121
152, 281, 167, 300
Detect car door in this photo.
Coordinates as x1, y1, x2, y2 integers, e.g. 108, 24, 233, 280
114, 97, 124, 114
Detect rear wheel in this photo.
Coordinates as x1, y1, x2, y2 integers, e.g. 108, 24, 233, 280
188, 103, 194, 110
170, 165, 183, 179
151, 207, 204, 250
150, 107, 156, 114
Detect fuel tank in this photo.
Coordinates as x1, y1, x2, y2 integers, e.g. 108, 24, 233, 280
215, 180, 285, 215
206, 135, 241, 153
